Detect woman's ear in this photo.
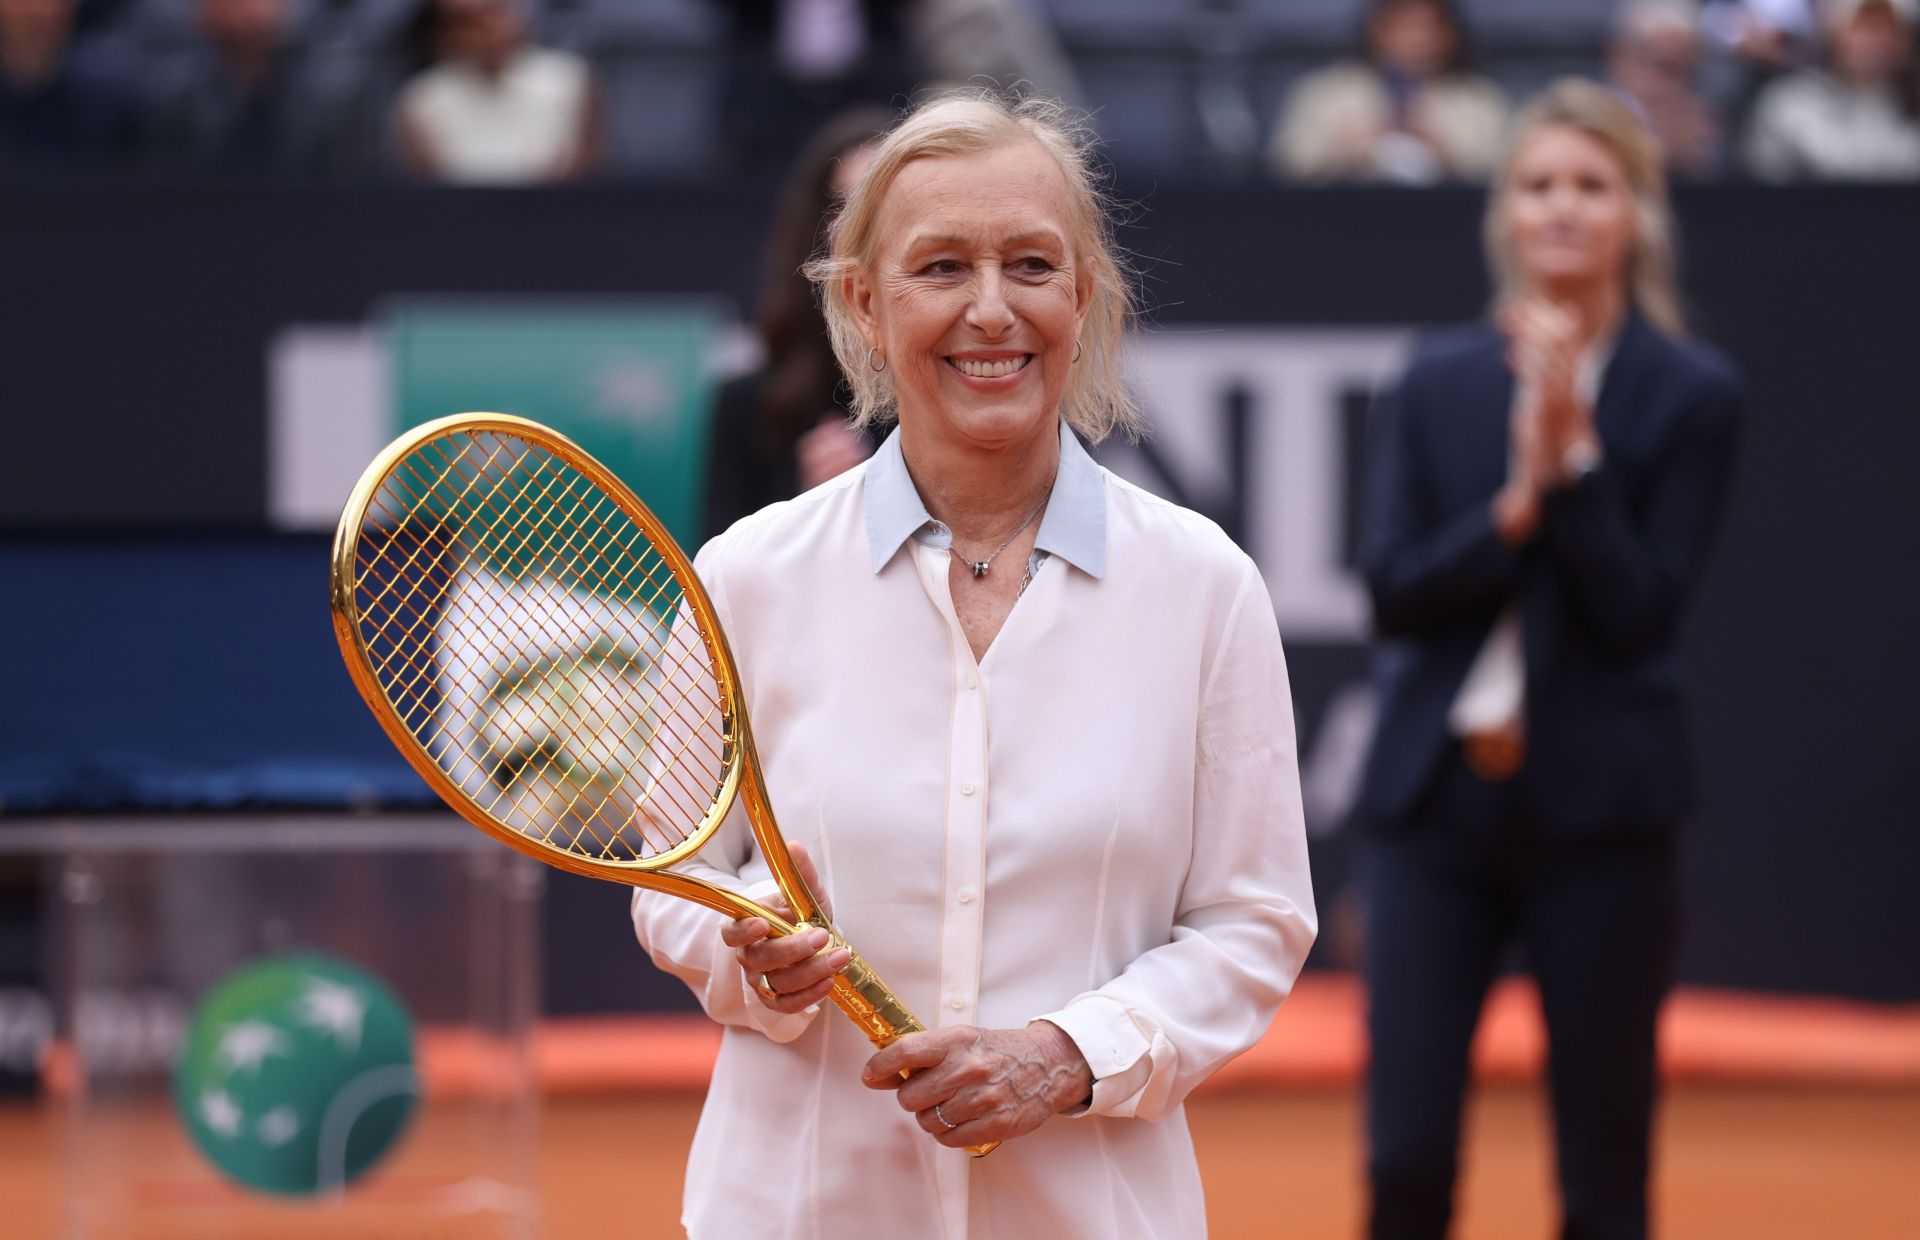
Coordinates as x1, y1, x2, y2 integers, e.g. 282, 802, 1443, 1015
844, 268, 879, 352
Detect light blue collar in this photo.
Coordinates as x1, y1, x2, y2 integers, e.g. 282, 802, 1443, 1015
864, 419, 1107, 580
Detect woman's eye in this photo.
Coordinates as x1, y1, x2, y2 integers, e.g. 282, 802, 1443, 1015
1015, 257, 1056, 275
920, 259, 960, 276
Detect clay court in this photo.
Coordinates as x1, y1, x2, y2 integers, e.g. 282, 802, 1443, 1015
10, 977, 1916, 1236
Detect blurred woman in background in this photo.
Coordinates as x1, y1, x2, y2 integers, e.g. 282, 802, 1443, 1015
1357, 78, 1742, 1239
702, 106, 892, 537
1270, 0, 1508, 183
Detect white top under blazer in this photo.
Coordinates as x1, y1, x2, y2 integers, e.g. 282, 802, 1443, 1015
630, 422, 1318, 1239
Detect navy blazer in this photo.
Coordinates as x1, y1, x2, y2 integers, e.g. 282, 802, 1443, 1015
1354, 314, 1743, 837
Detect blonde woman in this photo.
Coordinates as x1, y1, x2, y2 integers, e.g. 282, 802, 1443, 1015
1356, 79, 1743, 1239
631, 92, 1316, 1237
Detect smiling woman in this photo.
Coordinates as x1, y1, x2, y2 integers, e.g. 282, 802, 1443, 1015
809, 95, 1141, 448
629, 90, 1318, 1239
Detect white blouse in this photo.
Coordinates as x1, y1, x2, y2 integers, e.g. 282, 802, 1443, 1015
630, 423, 1317, 1238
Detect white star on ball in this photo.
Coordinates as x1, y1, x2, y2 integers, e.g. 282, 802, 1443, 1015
255, 1106, 302, 1148
199, 1089, 243, 1137
293, 977, 368, 1054
215, 1020, 290, 1077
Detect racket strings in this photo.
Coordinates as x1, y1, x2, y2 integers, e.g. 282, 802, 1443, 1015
361, 439, 725, 859
350, 429, 733, 862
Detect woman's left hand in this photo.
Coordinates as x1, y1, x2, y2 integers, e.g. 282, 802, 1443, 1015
862, 1020, 1094, 1149
1501, 297, 1597, 483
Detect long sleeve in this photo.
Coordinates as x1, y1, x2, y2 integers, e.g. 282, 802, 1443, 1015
1539, 373, 1743, 659
1037, 558, 1318, 1121
627, 538, 822, 1043
1362, 372, 1520, 638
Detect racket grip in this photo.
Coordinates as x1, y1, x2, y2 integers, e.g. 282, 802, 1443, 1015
808, 921, 1000, 1159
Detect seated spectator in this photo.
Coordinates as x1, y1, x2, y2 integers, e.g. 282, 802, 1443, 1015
1743, 0, 1920, 178
1610, 0, 1725, 176
394, 0, 602, 185
1270, 0, 1508, 184
1699, 0, 1822, 128
141, 0, 371, 177
0, 0, 135, 171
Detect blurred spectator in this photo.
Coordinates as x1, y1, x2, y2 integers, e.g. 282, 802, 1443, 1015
1700, 0, 1821, 122
395, 0, 602, 184
1743, 0, 1920, 178
0, 0, 134, 171
712, 0, 916, 178
703, 107, 890, 537
141, 0, 371, 176
1269, 0, 1508, 184
908, 0, 1082, 105
1610, 0, 1725, 176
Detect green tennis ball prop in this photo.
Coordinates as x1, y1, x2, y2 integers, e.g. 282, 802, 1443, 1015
172, 954, 419, 1196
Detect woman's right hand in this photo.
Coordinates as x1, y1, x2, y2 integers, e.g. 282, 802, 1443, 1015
796, 414, 871, 491
720, 842, 849, 1015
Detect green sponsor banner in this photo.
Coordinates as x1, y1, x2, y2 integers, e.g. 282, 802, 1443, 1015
387, 300, 720, 547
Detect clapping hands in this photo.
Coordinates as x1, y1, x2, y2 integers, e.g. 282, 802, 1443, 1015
1493, 297, 1603, 544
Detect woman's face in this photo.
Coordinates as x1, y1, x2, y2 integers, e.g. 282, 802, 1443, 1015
829, 140, 878, 199
847, 140, 1091, 455
1503, 124, 1637, 295
1832, 4, 1912, 83
1369, 1, 1457, 79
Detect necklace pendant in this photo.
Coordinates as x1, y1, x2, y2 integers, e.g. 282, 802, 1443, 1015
969, 560, 989, 578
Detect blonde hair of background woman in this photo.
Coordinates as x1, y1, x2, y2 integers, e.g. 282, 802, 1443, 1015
808, 90, 1144, 444
1484, 77, 1687, 338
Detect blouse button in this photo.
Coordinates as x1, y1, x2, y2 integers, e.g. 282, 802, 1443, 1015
964, 673, 978, 690
950, 999, 965, 1011
960, 781, 976, 796
957, 889, 974, 904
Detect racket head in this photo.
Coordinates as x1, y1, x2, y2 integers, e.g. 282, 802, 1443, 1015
330, 412, 750, 881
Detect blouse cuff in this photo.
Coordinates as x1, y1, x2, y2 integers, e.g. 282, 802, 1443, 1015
1035, 994, 1154, 1118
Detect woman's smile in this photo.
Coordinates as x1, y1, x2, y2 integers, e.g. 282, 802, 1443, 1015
946, 352, 1034, 383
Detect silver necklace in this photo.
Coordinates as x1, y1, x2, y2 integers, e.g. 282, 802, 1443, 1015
949, 489, 1050, 579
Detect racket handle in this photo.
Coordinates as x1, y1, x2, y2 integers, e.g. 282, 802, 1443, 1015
808, 921, 1000, 1159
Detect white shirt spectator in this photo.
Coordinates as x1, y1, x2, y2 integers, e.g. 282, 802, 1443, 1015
1743, 68, 1920, 178
1271, 62, 1510, 183
396, 46, 591, 184
632, 423, 1317, 1238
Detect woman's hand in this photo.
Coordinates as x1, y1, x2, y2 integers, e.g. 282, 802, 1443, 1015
720, 843, 848, 1016
1491, 477, 1541, 547
796, 414, 872, 491
862, 1020, 1094, 1149
1501, 297, 1598, 485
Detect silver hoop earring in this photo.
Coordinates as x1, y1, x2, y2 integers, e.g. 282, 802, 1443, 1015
1072, 339, 1083, 364
867, 347, 886, 373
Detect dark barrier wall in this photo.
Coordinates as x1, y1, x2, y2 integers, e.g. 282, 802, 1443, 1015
3, 184, 1917, 1007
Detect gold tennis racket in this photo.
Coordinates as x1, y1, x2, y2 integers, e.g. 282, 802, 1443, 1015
330, 411, 995, 1157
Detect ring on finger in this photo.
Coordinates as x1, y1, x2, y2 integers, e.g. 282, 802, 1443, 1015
754, 973, 779, 1001
932, 1103, 959, 1132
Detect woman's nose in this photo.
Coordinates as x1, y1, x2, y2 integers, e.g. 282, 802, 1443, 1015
965, 267, 1016, 336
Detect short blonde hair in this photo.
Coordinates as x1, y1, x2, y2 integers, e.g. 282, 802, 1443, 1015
807, 90, 1143, 443
1484, 78, 1687, 337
